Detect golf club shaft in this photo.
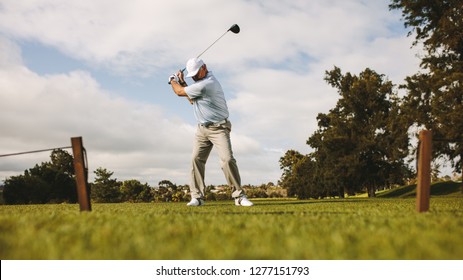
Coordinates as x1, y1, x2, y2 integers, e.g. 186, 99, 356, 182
180, 29, 231, 72
196, 29, 230, 59
173, 24, 239, 76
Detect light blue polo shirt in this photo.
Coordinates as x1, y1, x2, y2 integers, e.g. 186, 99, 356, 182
184, 72, 229, 125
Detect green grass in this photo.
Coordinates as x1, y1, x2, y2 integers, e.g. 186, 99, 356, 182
1, 194, 462, 260
378, 181, 462, 198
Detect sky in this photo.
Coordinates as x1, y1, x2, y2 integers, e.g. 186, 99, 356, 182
0, 0, 423, 187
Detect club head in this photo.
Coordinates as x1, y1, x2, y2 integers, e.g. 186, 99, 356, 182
228, 24, 240, 34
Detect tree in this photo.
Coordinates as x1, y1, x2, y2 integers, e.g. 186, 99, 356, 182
3, 174, 50, 204
120, 179, 152, 202
279, 150, 305, 187
49, 149, 74, 176
279, 150, 318, 199
308, 67, 411, 197
90, 168, 122, 203
158, 180, 176, 191
3, 149, 77, 204
390, 0, 463, 174
28, 149, 77, 202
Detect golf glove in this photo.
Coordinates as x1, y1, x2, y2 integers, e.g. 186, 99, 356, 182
168, 74, 179, 84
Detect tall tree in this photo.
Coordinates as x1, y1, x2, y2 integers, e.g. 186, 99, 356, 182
308, 67, 410, 197
390, 0, 463, 174
308, 110, 358, 198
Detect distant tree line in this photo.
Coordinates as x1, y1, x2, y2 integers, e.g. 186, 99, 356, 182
2, 149, 285, 204
89, 168, 285, 203
280, 0, 463, 199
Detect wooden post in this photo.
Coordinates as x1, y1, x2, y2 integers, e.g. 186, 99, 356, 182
71, 137, 91, 211
416, 130, 432, 213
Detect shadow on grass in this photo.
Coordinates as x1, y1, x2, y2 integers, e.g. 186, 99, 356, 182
253, 198, 375, 206
378, 181, 462, 198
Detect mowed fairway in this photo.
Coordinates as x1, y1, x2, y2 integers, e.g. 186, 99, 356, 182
1, 197, 462, 259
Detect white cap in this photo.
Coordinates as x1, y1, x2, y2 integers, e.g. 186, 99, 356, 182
186, 58, 205, 77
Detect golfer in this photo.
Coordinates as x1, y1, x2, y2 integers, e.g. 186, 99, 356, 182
169, 58, 253, 207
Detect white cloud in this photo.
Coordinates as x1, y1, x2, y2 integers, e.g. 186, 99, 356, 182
0, 36, 22, 67
0, 0, 407, 75
0, 37, 194, 184
0, 0, 424, 186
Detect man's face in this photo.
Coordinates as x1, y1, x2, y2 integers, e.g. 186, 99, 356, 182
192, 65, 207, 81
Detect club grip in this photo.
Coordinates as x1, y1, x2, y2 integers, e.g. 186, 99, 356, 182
168, 68, 186, 84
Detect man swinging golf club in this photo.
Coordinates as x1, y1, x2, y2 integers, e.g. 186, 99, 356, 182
169, 58, 253, 207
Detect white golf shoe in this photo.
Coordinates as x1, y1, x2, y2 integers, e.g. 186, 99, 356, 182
235, 195, 253, 206
187, 198, 204, 206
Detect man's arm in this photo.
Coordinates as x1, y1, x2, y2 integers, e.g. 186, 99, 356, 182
169, 71, 193, 105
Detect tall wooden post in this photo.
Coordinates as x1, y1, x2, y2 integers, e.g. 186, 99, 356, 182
416, 130, 432, 213
71, 137, 91, 211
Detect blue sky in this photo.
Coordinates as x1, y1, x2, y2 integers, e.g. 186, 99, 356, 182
0, 0, 424, 186
19, 41, 189, 121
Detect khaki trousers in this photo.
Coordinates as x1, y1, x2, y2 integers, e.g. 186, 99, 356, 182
190, 120, 244, 199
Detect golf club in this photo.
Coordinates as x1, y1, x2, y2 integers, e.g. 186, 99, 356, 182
177, 24, 240, 74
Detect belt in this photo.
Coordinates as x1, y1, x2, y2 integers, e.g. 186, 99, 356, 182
201, 119, 227, 128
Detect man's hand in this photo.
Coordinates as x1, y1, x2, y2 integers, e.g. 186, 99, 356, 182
176, 70, 187, 86
168, 74, 179, 84
168, 71, 193, 105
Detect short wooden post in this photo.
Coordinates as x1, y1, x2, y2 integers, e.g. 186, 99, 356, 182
71, 137, 91, 211
416, 130, 432, 213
